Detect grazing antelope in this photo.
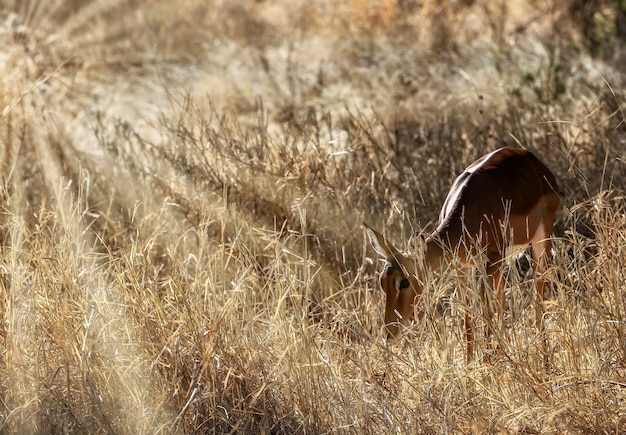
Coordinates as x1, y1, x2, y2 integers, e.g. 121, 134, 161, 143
365, 147, 560, 360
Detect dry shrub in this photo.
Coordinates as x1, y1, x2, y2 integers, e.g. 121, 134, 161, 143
1, 0, 626, 433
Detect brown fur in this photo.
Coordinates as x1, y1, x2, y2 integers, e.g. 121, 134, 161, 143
365, 147, 560, 360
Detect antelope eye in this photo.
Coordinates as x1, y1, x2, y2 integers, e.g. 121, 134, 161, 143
399, 278, 410, 290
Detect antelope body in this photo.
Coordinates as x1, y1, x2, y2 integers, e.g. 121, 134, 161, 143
365, 147, 560, 359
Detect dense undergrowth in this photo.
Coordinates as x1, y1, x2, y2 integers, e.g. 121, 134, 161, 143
1, 0, 625, 433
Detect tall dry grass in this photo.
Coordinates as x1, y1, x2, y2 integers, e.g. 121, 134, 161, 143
1, 0, 625, 433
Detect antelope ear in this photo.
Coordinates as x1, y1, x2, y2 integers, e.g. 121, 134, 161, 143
363, 222, 399, 259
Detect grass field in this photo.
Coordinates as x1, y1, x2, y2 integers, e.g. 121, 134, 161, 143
1, 0, 626, 433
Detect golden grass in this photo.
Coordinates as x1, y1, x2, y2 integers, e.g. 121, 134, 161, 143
1, 0, 626, 433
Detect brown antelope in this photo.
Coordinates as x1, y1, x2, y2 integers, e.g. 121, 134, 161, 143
365, 147, 560, 360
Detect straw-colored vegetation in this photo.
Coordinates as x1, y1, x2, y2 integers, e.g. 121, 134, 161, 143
1, 0, 625, 433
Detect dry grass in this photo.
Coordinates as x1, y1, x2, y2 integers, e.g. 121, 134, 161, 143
1, 0, 626, 433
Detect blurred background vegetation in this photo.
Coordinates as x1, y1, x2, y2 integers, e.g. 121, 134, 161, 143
1, 0, 625, 433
